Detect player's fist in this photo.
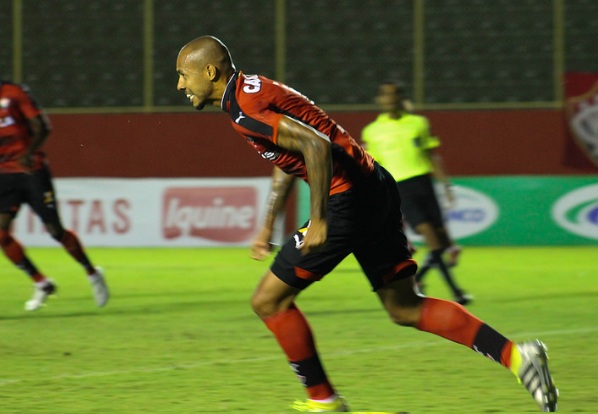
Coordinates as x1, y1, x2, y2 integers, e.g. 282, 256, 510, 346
251, 228, 273, 261
300, 218, 327, 255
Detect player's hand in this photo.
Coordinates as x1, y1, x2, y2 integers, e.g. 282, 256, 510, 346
251, 227, 273, 261
300, 218, 327, 255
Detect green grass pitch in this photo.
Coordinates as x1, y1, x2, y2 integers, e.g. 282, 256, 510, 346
0, 246, 596, 413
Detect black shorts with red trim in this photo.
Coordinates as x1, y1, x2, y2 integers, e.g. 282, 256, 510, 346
396, 173, 444, 228
271, 163, 417, 291
0, 165, 60, 223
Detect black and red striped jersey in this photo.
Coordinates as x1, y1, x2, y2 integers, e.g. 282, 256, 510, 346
221, 71, 375, 195
0, 81, 47, 173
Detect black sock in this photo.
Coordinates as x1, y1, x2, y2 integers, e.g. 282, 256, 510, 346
430, 249, 464, 297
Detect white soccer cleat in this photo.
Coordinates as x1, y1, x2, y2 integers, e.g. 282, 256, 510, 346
25, 279, 57, 311
89, 267, 109, 307
517, 340, 558, 412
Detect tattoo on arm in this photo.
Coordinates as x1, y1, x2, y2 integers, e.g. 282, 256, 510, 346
263, 167, 295, 229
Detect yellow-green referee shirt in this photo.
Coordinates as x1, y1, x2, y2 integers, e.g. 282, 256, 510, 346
361, 113, 440, 182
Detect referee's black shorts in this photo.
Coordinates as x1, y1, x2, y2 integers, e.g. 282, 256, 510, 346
395, 173, 444, 228
271, 163, 417, 291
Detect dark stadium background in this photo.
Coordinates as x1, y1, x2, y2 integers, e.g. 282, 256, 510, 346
1, 0, 597, 178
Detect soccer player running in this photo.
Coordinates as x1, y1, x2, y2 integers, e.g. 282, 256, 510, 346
0, 80, 109, 311
175, 36, 558, 412
361, 82, 470, 305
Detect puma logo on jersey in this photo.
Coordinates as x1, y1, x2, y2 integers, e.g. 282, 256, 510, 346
235, 111, 246, 124
261, 151, 280, 161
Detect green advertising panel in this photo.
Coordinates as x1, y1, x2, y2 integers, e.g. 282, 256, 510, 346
296, 176, 598, 245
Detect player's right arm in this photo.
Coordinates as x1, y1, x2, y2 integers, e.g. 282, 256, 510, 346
275, 115, 332, 254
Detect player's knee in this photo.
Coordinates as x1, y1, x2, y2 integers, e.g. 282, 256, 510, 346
387, 306, 421, 327
251, 290, 293, 319
385, 297, 424, 327
251, 292, 276, 319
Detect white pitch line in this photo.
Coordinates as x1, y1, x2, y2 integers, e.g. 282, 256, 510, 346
0, 325, 595, 387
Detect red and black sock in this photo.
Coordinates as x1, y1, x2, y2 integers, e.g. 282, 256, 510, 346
417, 297, 514, 368
0, 230, 45, 282
59, 230, 95, 274
263, 303, 335, 400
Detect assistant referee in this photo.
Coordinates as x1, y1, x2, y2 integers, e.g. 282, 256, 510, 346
361, 81, 470, 305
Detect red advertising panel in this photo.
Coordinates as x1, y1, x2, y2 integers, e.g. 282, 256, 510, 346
162, 186, 258, 242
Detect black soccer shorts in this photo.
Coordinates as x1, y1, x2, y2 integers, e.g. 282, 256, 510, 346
396, 173, 445, 228
271, 163, 417, 291
0, 165, 61, 223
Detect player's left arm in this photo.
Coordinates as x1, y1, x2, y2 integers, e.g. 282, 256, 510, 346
276, 115, 332, 254
431, 151, 455, 207
425, 143, 454, 207
427, 149, 451, 186
251, 167, 296, 260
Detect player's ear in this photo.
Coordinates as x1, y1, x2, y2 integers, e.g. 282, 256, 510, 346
205, 64, 219, 81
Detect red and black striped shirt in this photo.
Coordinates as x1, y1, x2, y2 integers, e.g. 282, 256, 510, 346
0, 81, 47, 173
221, 71, 374, 195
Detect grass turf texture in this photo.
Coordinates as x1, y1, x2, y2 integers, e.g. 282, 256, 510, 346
0, 246, 596, 413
